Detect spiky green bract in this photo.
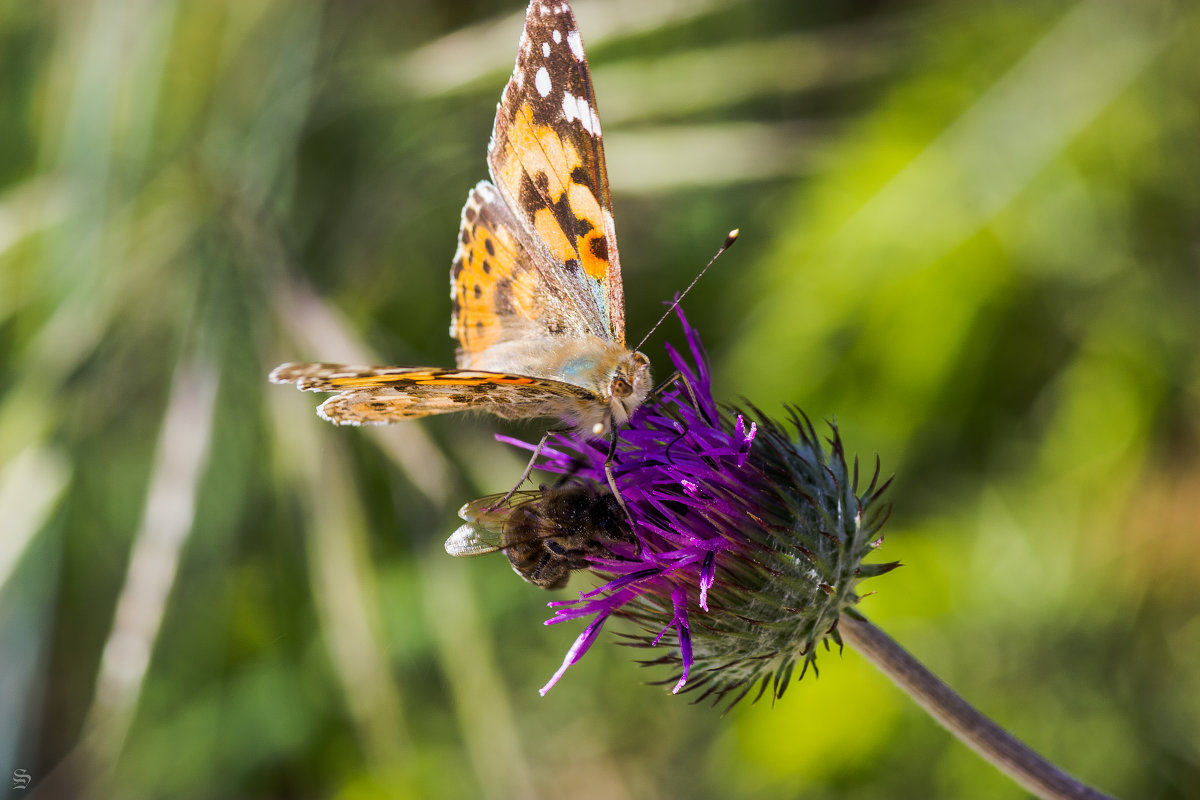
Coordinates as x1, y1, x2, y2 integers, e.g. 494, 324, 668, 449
622, 406, 897, 709
497, 309, 898, 706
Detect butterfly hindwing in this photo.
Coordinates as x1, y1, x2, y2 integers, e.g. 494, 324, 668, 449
270, 362, 600, 426
487, 1, 625, 345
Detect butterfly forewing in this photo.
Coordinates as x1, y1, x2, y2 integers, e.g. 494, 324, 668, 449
487, 1, 625, 344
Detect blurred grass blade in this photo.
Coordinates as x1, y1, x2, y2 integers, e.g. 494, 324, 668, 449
827, 0, 1169, 272
0, 177, 69, 324
734, 0, 1174, 398
0, 448, 68, 592
419, 554, 537, 800
0, 447, 69, 783
596, 25, 897, 126
392, 0, 745, 96
81, 357, 218, 772
268, 375, 409, 766
607, 121, 828, 192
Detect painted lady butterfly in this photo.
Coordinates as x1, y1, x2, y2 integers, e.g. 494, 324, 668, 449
271, 0, 651, 438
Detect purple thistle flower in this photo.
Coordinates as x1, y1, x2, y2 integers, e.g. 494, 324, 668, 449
489, 309, 897, 707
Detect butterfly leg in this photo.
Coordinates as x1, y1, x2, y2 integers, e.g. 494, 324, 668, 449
603, 428, 632, 521
489, 428, 558, 511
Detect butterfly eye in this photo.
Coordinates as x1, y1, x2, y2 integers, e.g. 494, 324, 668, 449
611, 378, 632, 398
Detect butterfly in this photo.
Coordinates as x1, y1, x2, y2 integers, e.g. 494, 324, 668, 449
270, 0, 651, 439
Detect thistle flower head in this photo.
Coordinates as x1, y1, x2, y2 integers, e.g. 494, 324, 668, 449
496, 310, 898, 707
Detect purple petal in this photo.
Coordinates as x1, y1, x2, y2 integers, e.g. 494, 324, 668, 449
699, 550, 716, 612
539, 612, 610, 695
670, 585, 692, 693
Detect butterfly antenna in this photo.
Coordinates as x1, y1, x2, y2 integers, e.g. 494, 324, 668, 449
634, 229, 739, 352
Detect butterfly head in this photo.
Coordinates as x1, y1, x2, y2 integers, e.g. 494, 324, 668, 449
593, 351, 651, 436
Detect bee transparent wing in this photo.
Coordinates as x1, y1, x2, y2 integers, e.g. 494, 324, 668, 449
444, 491, 541, 557
444, 523, 503, 557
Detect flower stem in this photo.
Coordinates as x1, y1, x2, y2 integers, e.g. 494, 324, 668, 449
838, 613, 1114, 800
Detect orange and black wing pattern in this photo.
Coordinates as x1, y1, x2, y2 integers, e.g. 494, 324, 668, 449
485, 1, 625, 344
450, 182, 601, 364
269, 362, 597, 426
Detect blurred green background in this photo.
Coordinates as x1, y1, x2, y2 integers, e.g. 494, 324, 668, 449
2, 0, 1198, 797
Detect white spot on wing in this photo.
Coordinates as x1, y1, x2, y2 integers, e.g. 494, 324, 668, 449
561, 91, 599, 136
567, 30, 584, 61
562, 92, 578, 129
535, 66, 551, 97
553, 30, 562, 44
542, 41, 550, 57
